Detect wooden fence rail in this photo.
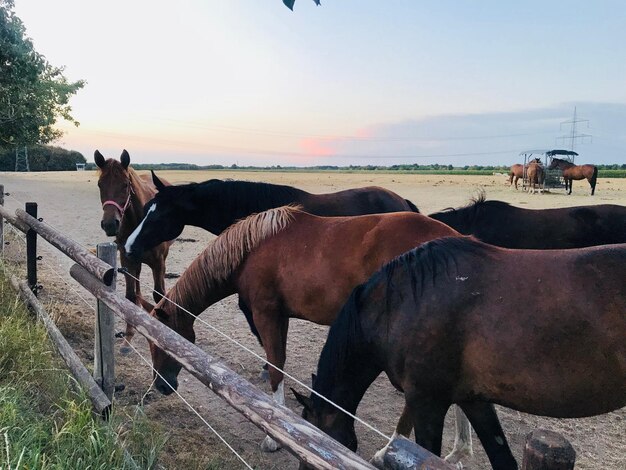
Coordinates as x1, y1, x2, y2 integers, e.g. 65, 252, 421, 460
0, 193, 578, 470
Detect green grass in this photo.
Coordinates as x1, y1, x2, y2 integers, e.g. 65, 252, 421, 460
0, 266, 166, 469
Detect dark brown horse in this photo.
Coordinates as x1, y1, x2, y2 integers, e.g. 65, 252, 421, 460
147, 206, 461, 453
95, 150, 172, 342
548, 157, 598, 195
508, 164, 524, 189
429, 192, 626, 249
124, 172, 419, 260
294, 237, 626, 469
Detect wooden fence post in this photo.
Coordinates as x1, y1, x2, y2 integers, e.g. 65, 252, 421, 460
95, 242, 116, 401
0, 184, 4, 256
25, 202, 38, 295
522, 429, 576, 470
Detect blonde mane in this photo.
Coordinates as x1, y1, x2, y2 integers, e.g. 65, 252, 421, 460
169, 205, 301, 306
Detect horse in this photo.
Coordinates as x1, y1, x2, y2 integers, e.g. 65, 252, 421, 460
293, 237, 626, 470
124, 171, 419, 260
146, 206, 469, 455
95, 150, 172, 342
508, 164, 524, 189
548, 157, 598, 195
429, 192, 626, 249
525, 160, 544, 194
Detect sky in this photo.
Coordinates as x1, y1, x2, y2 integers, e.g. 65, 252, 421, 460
12, 0, 626, 166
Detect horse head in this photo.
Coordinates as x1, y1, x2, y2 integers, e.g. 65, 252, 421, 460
124, 171, 186, 261
149, 301, 196, 395
95, 149, 132, 237
548, 157, 562, 170
292, 387, 358, 458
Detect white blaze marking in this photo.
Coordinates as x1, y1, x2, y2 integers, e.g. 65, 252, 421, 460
125, 203, 156, 253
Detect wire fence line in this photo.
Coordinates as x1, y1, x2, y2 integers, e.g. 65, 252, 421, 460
1, 213, 256, 469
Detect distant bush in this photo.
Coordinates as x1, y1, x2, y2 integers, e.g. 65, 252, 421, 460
0, 145, 85, 171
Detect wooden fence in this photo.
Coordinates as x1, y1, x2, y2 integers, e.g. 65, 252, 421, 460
0, 184, 576, 470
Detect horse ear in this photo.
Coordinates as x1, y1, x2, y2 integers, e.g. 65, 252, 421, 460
151, 170, 166, 191
291, 388, 313, 411
94, 150, 106, 168
120, 149, 130, 169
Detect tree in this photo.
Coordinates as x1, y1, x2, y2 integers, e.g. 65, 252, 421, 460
0, 0, 85, 151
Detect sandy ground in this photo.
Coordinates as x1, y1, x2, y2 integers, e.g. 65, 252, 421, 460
0, 169, 624, 470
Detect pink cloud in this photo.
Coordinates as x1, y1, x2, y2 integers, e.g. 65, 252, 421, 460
298, 137, 336, 157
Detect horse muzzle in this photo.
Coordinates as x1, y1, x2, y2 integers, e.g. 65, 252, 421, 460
101, 219, 120, 237
154, 374, 178, 395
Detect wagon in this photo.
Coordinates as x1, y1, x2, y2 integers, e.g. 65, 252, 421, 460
519, 149, 578, 191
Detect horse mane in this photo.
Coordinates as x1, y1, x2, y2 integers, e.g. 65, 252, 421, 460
432, 190, 512, 226
313, 282, 367, 410
381, 236, 485, 296
167, 205, 300, 307
314, 236, 488, 406
187, 179, 308, 214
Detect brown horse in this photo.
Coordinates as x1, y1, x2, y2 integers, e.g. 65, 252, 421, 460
148, 206, 463, 453
508, 164, 524, 189
294, 237, 626, 469
95, 150, 172, 342
525, 160, 544, 194
548, 157, 598, 195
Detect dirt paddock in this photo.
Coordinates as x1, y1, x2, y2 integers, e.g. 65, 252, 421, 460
1, 169, 624, 469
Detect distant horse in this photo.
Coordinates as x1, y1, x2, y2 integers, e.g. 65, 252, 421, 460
294, 237, 626, 469
124, 172, 419, 260
95, 150, 172, 342
429, 192, 626, 248
508, 164, 524, 189
548, 157, 598, 195
147, 207, 463, 453
525, 160, 544, 194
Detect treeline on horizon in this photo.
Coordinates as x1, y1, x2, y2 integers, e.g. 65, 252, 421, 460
80, 161, 626, 177
0, 149, 624, 176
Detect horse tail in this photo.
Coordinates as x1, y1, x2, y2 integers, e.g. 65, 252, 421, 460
405, 199, 420, 213
590, 166, 598, 195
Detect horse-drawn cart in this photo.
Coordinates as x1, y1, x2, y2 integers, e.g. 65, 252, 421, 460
519, 149, 578, 192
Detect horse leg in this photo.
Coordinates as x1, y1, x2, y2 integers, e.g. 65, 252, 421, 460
255, 313, 289, 452
444, 405, 474, 464
514, 176, 519, 190
568, 178, 572, 195
459, 402, 517, 470
150, 257, 166, 304
371, 405, 415, 466
404, 394, 448, 457
119, 257, 142, 350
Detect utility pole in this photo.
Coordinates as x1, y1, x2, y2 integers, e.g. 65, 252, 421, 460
14, 146, 30, 171
557, 107, 592, 156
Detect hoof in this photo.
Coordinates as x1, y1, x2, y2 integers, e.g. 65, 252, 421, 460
259, 368, 270, 381
261, 435, 281, 453
370, 448, 386, 469
445, 446, 472, 466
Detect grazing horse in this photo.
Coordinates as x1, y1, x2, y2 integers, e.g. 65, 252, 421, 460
429, 192, 626, 248
95, 150, 171, 342
525, 160, 544, 194
548, 157, 598, 195
147, 207, 465, 454
294, 237, 626, 470
508, 164, 524, 189
124, 172, 419, 260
